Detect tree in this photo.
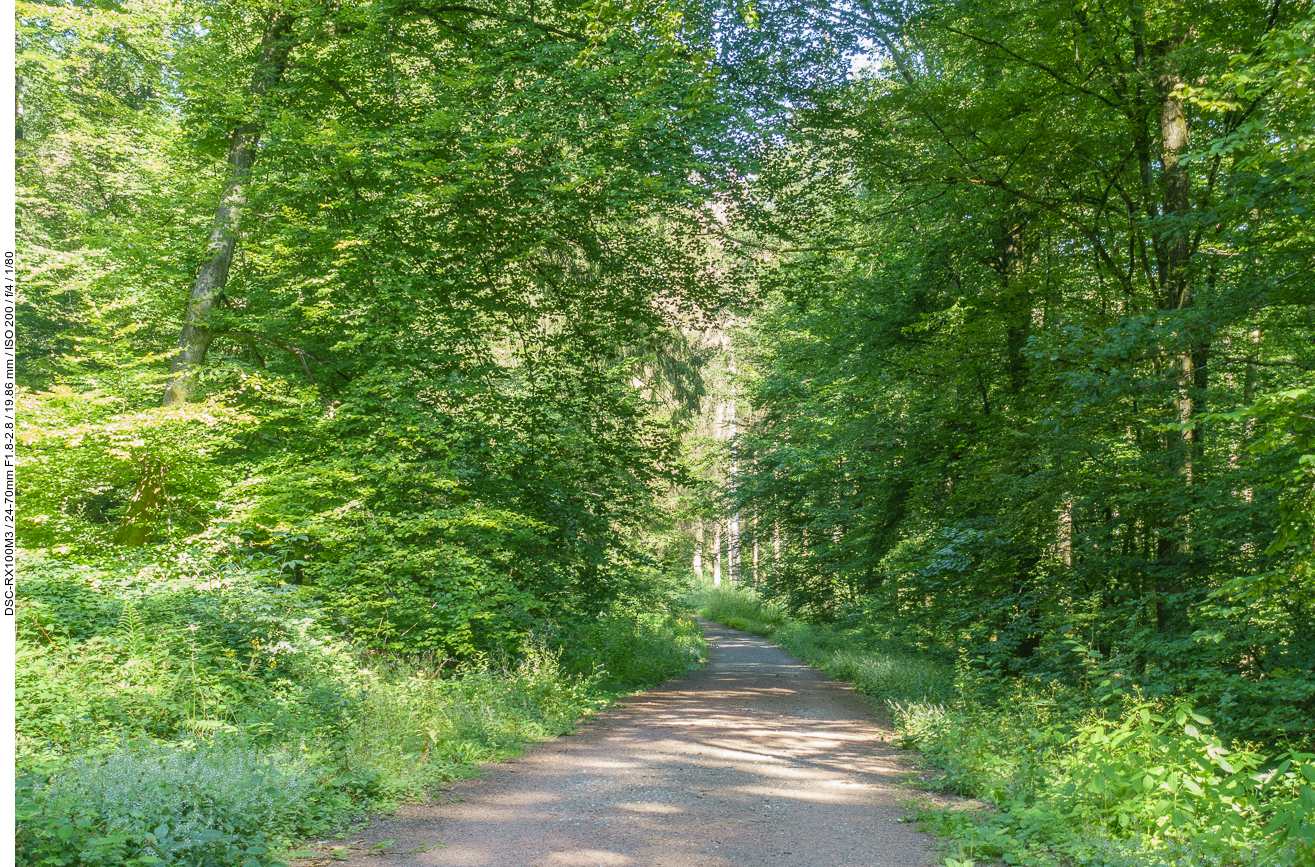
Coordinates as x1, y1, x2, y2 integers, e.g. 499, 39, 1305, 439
18, 0, 745, 652
726, 0, 1315, 742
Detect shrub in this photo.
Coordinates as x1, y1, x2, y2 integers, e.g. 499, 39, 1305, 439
17, 558, 709, 865
16, 555, 361, 765
335, 640, 606, 805
17, 742, 348, 867
688, 584, 787, 636
556, 605, 708, 689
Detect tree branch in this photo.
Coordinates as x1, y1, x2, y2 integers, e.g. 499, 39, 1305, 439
939, 24, 1124, 110
218, 330, 352, 383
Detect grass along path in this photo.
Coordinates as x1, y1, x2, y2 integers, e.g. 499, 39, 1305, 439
335, 619, 950, 867
16, 560, 708, 867
695, 586, 1315, 867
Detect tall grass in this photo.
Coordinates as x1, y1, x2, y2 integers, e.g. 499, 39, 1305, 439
17, 645, 609, 867
337, 642, 611, 806
17, 560, 707, 866
687, 584, 787, 636
696, 586, 1315, 867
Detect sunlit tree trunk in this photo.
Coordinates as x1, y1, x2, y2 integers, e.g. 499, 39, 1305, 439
162, 14, 298, 406
1157, 46, 1205, 565
693, 519, 704, 580
1241, 328, 1261, 503
1160, 72, 1196, 488
1058, 495, 1074, 568
752, 512, 759, 586
723, 336, 741, 585
712, 521, 722, 587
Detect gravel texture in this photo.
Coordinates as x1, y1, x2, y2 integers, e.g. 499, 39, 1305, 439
360, 619, 943, 867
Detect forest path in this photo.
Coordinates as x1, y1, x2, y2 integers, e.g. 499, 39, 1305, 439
363, 620, 943, 867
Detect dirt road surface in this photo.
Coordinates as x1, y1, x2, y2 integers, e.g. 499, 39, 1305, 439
364, 620, 943, 867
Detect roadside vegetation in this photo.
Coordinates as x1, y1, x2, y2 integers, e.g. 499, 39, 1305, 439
18, 554, 705, 866
16, 0, 721, 863
697, 586, 1314, 867
16, 0, 1313, 864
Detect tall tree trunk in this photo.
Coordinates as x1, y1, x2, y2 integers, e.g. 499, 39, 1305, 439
712, 521, 722, 587
773, 516, 781, 570
723, 336, 741, 585
161, 14, 298, 406
693, 519, 704, 580
1157, 49, 1198, 489
752, 512, 759, 587
1241, 328, 1261, 503
1151, 42, 1202, 630
998, 215, 1031, 396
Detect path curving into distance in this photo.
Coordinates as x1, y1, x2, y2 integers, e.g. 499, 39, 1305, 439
367, 620, 943, 867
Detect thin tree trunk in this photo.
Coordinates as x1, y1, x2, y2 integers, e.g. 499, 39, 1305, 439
723, 337, 740, 585
999, 215, 1031, 396
1242, 328, 1261, 502
773, 517, 781, 569
1058, 494, 1074, 568
752, 512, 759, 587
712, 521, 722, 588
162, 14, 298, 406
693, 520, 704, 580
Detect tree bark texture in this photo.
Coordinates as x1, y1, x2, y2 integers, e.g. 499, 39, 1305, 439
162, 14, 298, 406
1151, 43, 1201, 604
1155, 47, 1203, 494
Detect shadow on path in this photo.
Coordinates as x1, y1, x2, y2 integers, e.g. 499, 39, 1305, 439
358, 620, 946, 867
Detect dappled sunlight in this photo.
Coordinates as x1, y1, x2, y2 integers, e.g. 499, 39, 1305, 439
482, 791, 564, 807
568, 759, 645, 770
614, 802, 684, 814
374, 622, 937, 866
543, 850, 633, 865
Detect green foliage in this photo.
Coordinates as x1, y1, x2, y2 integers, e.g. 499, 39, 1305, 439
556, 607, 709, 689
16, 0, 738, 652
1066, 706, 1315, 853
332, 641, 610, 807
688, 584, 787, 636
17, 390, 249, 551
16, 560, 706, 865
19, 0, 1315, 863
1241, 388, 1315, 577
724, 0, 1315, 750
17, 744, 338, 867
16, 554, 359, 763
16, 0, 724, 854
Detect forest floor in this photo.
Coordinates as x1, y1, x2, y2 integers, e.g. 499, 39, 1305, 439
296, 620, 961, 867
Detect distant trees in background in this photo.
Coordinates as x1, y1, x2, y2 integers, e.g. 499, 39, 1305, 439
16, 0, 1313, 749
724, 0, 1315, 747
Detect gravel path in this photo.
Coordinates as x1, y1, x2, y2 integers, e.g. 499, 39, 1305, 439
365, 620, 942, 867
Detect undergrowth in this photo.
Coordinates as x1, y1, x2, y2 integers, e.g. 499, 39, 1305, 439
16, 554, 707, 866
695, 585, 1315, 867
